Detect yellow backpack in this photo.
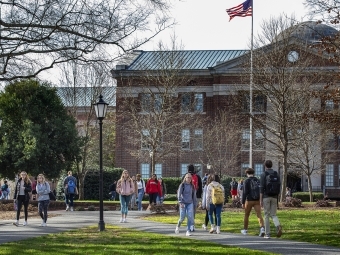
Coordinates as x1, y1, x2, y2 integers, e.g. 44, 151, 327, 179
211, 184, 224, 205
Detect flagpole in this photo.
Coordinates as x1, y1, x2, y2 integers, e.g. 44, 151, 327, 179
249, 0, 253, 168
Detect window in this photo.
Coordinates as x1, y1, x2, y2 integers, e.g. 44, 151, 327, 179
154, 164, 162, 177
193, 129, 203, 150
243, 93, 266, 112
254, 164, 264, 177
325, 132, 340, 150
141, 164, 150, 179
140, 93, 163, 112
325, 164, 334, 187
182, 129, 190, 149
325, 100, 334, 111
181, 164, 188, 176
254, 129, 265, 150
141, 129, 150, 150
181, 93, 204, 112
241, 129, 250, 150
194, 93, 204, 112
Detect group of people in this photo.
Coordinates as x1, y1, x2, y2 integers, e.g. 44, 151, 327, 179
175, 161, 283, 240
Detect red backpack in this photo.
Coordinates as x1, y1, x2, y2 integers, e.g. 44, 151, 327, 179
191, 173, 198, 191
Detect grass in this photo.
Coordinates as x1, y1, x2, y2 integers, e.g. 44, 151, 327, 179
0, 225, 275, 255
143, 208, 340, 247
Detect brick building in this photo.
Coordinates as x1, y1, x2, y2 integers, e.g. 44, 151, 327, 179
111, 21, 340, 198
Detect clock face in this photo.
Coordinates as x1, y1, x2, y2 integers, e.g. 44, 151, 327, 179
288, 51, 299, 62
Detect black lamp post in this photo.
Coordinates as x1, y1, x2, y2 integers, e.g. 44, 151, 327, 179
93, 95, 108, 231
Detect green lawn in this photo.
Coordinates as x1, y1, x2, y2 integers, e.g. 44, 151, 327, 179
0, 226, 275, 255
143, 208, 340, 247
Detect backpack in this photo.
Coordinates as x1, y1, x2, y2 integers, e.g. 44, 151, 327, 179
191, 173, 198, 191
67, 179, 76, 194
249, 177, 260, 200
231, 181, 238, 190
1, 184, 7, 191
211, 184, 224, 205
265, 171, 280, 196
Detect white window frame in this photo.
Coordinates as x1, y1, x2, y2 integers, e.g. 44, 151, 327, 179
254, 163, 263, 177
325, 99, 334, 111
182, 129, 190, 150
254, 129, 265, 150
325, 164, 334, 187
141, 163, 150, 179
241, 129, 250, 150
194, 93, 204, 112
193, 129, 203, 150
241, 163, 249, 176
154, 163, 162, 177
181, 164, 189, 176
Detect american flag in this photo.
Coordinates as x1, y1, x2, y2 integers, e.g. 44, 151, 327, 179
226, 0, 252, 21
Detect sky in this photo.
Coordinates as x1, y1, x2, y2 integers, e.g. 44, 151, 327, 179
140, 0, 309, 51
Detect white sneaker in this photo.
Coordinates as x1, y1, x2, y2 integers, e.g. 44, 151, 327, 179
241, 229, 248, 235
202, 224, 207, 230
70, 207, 74, 212
13, 221, 19, 227
259, 227, 265, 237
42, 223, 47, 227
40, 220, 44, 227
123, 218, 127, 223
175, 226, 179, 234
216, 226, 221, 234
119, 218, 124, 223
23, 221, 27, 226
209, 224, 215, 234
186, 231, 192, 236
66, 205, 69, 211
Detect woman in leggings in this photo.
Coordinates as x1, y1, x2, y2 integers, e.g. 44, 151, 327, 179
13, 171, 32, 226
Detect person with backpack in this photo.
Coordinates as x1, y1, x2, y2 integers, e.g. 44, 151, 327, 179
201, 174, 217, 231
1, 180, 9, 200
63, 171, 77, 212
260, 160, 283, 239
36, 174, 51, 227
136, 174, 145, 211
230, 178, 238, 200
205, 174, 225, 234
116, 170, 135, 223
175, 173, 197, 236
241, 168, 265, 236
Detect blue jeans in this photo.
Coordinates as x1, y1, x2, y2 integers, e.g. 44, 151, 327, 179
208, 203, 223, 226
156, 195, 164, 204
137, 189, 144, 211
120, 194, 131, 215
110, 191, 116, 201
177, 203, 194, 231
65, 193, 75, 207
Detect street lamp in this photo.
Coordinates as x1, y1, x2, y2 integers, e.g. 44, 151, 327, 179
207, 163, 211, 173
93, 94, 108, 232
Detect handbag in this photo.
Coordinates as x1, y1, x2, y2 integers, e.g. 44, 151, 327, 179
49, 191, 56, 201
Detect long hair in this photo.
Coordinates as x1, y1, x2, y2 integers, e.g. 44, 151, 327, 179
37, 174, 46, 184
20, 171, 31, 185
120, 169, 132, 182
181, 173, 193, 185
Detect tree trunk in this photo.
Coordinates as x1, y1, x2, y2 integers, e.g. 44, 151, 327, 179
307, 175, 313, 202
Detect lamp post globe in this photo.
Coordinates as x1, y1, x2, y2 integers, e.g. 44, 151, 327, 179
93, 94, 108, 231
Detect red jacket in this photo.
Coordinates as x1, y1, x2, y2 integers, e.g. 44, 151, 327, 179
146, 179, 162, 197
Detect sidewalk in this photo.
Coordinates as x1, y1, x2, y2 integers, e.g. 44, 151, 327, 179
1, 210, 339, 255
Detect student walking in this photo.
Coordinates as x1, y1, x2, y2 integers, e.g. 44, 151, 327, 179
260, 160, 283, 239
13, 171, 32, 226
205, 174, 225, 234
36, 174, 51, 227
63, 171, 77, 212
136, 174, 145, 211
241, 168, 265, 236
156, 177, 167, 204
175, 173, 197, 236
201, 174, 217, 231
145, 174, 162, 209
116, 170, 135, 223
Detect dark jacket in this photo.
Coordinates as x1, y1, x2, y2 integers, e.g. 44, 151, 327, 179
260, 169, 280, 198
242, 176, 260, 204
13, 178, 32, 202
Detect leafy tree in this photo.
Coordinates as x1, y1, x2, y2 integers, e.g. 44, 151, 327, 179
0, 0, 173, 82
0, 79, 81, 179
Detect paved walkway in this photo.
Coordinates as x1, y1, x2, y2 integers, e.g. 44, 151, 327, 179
1, 210, 339, 255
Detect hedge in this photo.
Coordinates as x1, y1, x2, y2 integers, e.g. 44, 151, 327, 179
292, 192, 324, 202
